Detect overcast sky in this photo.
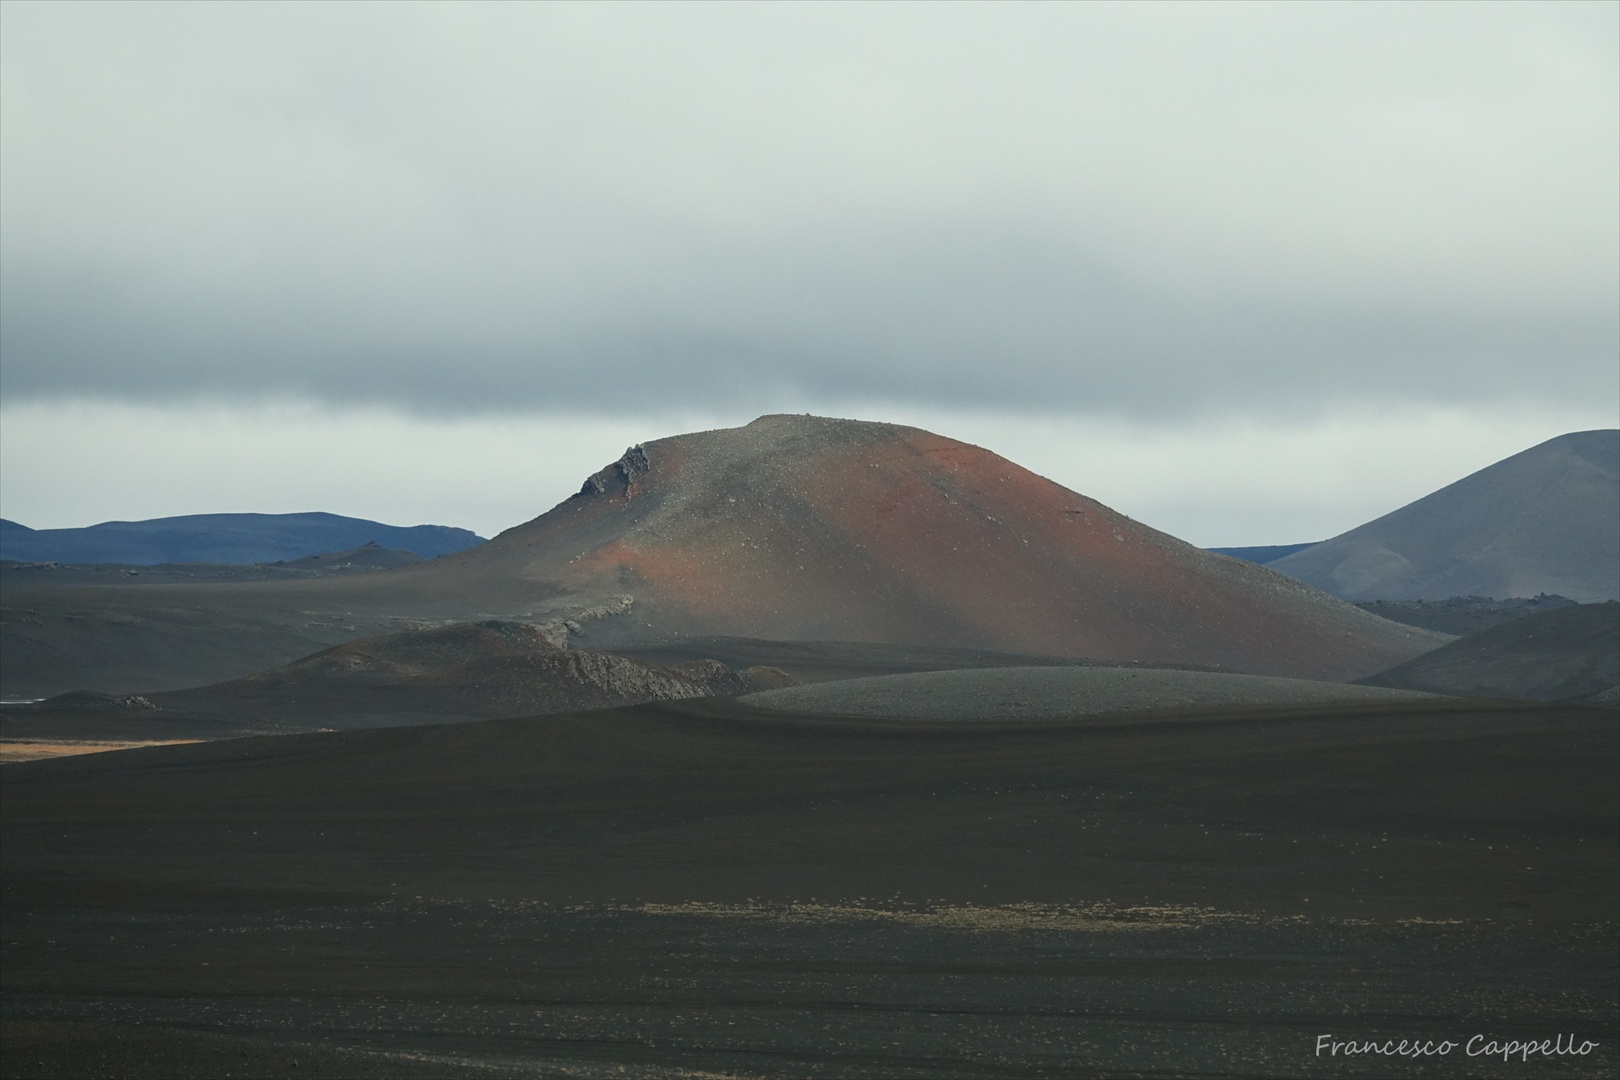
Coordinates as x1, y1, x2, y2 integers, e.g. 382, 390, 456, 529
2, 2, 1616, 543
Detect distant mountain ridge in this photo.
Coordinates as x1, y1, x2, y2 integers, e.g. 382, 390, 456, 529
0, 512, 484, 566
1205, 543, 1317, 565
1265, 430, 1619, 602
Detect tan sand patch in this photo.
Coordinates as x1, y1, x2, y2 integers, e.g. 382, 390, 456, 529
0, 739, 202, 764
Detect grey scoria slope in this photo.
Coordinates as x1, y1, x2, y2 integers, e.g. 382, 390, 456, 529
1267, 429, 1620, 602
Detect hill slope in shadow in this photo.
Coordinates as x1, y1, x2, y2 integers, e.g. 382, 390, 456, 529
1, 621, 793, 744
1362, 601, 1619, 702
153, 619, 787, 725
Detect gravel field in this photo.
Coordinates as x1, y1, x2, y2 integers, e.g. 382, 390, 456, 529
741, 665, 1435, 719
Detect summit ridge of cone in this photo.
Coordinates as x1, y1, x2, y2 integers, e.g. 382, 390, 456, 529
456, 414, 1442, 680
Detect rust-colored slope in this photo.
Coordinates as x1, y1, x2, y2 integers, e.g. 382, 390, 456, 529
466, 415, 1443, 680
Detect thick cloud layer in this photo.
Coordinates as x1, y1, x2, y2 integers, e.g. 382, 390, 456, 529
3, 3, 1615, 418
4, 398, 1609, 546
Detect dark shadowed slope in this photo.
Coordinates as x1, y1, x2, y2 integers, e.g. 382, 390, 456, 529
0, 512, 483, 565
1, 622, 792, 746
1267, 430, 1620, 602
1353, 594, 1578, 636
150, 620, 788, 726
1363, 601, 1620, 702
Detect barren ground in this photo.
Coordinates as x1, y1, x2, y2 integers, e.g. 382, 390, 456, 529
3, 695, 1614, 1078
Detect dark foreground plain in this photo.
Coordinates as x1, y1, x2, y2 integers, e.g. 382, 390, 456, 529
3, 697, 1616, 1078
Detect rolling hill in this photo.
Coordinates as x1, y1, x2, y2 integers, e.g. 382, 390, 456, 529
1362, 601, 1619, 702
413, 414, 1442, 680
1265, 430, 1619, 602
1, 415, 1447, 693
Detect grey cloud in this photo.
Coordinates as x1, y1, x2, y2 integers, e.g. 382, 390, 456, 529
1, 2, 1615, 419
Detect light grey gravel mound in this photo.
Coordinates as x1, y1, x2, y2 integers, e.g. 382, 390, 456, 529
739, 666, 1435, 720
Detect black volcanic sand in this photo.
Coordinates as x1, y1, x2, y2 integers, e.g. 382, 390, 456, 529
3, 698, 1616, 1078
1, 625, 787, 754
139, 621, 776, 733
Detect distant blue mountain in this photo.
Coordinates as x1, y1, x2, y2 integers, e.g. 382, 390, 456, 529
1206, 542, 1319, 565
0, 512, 484, 566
